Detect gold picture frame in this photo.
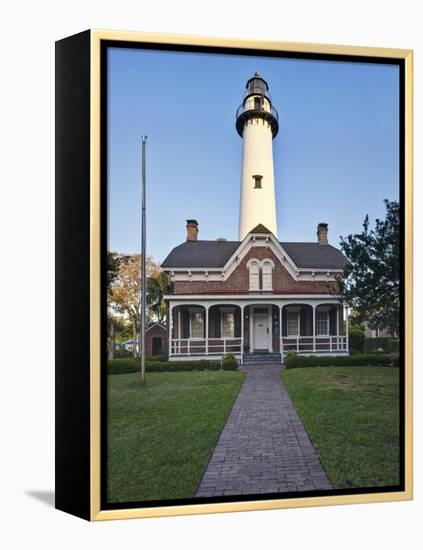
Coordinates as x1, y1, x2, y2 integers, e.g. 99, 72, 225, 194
55, 29, 413, 521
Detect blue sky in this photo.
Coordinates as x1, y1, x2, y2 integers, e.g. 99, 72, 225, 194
107, 47, 399, 262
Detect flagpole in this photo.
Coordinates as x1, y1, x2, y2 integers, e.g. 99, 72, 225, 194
140, 135, 147, 385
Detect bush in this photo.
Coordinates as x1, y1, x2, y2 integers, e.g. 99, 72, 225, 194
107, 357, 221, 375
348, 325, 365, 353
284, 352, 397, 369
222, 353, 239, 371
364, 337, 399, 354
147, 353, 169, 362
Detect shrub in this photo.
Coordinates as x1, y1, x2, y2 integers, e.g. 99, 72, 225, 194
222, 353, 239, 371
283, 350, 302, 368
107, 357, 221, 375
348, 325, 365, 353
284, 352, 396, 369
364, 337, 399, 354
147, 353, 169, 362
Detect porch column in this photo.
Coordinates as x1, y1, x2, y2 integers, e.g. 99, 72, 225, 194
168, 304, 173, 357
345, 304, 349, 353
205, 305, 209, 356
312, 304, 316, 353
178, 309, 181, 354
240, 305, 244, 364
336, 305, 340, 350
279, 305, 283, 363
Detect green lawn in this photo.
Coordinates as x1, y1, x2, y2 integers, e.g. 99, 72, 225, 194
282, 366, 400, 489
107, 370, 245, 503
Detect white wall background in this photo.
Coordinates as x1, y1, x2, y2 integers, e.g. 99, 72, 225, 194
0, 1, 421, 548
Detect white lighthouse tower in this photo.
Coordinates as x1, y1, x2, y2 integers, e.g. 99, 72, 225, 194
236, 72, 279, 240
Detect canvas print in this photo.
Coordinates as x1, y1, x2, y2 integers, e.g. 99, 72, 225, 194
104, 46, 401, 507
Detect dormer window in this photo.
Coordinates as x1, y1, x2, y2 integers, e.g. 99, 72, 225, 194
253, 175, 262, 189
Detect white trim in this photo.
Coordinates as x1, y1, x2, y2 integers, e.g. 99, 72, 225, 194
169, 354, 241, 362
145, 323, 166, 332
166, 296, 345, 302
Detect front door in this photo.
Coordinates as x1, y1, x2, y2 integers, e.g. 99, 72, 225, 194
253, 312, 269, 350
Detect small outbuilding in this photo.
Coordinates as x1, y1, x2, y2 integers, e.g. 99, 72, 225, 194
145, 323, 168, 357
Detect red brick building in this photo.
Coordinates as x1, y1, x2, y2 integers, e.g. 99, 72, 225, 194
161, 73, 349, 364
145, 323, 168, 357
161, 221, 349, 364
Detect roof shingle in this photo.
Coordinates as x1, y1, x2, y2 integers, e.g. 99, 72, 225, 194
161, 239, 347, 270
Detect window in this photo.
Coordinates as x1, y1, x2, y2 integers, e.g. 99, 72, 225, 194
221, 311, 235, 338
190, 311, 204, 338
262, 261, 273, 290
316, 310, 329, 335
254, 96, 261, 110
249, 261, 260, 291
253, 175, 262, 189
287, 311, 299, 336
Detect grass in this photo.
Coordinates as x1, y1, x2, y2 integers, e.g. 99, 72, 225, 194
107, 370, 245, 503
281, 366, 400, 489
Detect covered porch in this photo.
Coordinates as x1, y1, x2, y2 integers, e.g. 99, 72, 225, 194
166, 297, 349, 363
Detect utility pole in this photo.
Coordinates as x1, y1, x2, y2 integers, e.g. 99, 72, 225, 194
140, 135, 147, 385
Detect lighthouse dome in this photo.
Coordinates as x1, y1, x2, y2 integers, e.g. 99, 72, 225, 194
236, 72, 279, 138
244, 72, 271, 102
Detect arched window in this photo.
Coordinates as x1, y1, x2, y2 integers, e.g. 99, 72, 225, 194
248, 261, 260, 291
262, 261, 273, 290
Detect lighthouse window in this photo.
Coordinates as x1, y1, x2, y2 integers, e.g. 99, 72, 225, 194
254, 96, 261, 110
253, 175, 262, 189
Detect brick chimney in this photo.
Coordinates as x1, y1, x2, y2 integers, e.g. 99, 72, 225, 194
317, 223, 328, 245
186, 219, 199, 241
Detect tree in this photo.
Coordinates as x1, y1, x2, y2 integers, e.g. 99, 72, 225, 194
106, 252, 122, 359
109, 254, 141, 357
147, 271, 172, 324
108, 254, 163, 357
337, 200, 400, 334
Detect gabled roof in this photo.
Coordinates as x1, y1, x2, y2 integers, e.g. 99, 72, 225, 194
161, 240, 239, 268
250, 223, 272, 234
161, 239, 347, 270
281, 242, 347, 269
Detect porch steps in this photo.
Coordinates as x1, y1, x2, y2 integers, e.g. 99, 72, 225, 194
242, 353, 282, 365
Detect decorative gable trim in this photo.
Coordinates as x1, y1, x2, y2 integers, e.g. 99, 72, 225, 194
164, 231, 343, 283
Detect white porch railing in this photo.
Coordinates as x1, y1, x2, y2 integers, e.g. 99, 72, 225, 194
170, 338, 242, 356
281, 335, 348, 354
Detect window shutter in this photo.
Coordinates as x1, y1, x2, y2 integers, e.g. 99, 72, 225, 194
282, 308, 287, 337
235, 309, 241, 338
215, 309, 221, 338
183, 310, 190, 338
329, 308, 336, 335
300, 309, 306, 336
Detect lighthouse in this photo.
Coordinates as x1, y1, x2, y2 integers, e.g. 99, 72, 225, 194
236, 72, 279, 240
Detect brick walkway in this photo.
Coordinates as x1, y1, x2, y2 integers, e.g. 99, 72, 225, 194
195, 364, 332, 497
